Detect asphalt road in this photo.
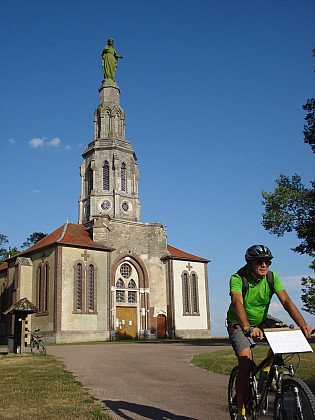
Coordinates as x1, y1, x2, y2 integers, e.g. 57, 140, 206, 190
49, 340, 232, 420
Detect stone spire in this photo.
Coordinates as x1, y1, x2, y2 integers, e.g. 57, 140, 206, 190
78, 80, 141, 225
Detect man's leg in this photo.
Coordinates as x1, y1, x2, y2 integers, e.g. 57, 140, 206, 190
227, 323, 255, 418
236, 346, 253, 416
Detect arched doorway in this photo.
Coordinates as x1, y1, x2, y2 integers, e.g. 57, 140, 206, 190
114, 261, 139, 340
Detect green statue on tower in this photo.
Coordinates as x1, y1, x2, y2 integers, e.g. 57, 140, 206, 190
101, 38, 123, 85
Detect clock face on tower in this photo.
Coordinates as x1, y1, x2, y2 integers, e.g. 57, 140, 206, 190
122, 201, 129, 212
100, 200, 111, 211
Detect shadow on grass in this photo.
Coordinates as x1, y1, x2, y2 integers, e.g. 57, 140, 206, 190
103, 400, 197, 420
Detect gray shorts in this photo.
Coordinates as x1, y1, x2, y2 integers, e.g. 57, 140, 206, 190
227, 315, 285, 355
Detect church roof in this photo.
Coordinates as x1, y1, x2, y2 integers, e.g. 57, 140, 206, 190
15, 223, 113, 257
166, 245, 209, 262
0, 262, 8, 271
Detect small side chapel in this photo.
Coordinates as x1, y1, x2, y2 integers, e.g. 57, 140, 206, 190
0, 46, 211, 343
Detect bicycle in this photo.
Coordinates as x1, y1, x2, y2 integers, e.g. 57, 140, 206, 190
30, 329, 46, 355
228, 327, 315, 419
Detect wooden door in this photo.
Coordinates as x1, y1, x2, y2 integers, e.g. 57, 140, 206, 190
116, 307, 137, 340
157, 314, 166, 339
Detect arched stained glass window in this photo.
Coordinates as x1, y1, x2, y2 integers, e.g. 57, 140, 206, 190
88, 264, 95, 311
103, 160, 110, 191
128, 279, 136, 289
121, 162, 126, 192
183, 272, 190, 314
37, 265, 42, 312
76, 263, 83, 311
86, 165, 93, 196
116, 279, 125, 288
191, 273, 199, 314
43, 264, 49, 313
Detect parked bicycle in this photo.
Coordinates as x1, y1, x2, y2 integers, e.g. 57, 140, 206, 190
30, 329, 46, 355
228, 327, 315, 419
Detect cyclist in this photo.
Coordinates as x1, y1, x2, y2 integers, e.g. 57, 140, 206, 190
226, 244, 313, 420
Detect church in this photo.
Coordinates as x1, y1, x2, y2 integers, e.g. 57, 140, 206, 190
0, 42, 211, 344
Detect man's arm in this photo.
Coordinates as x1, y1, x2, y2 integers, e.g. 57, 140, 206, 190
276, 290, 313, 338
230, 291, 263, 339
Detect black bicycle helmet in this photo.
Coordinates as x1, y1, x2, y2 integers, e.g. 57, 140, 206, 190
245, 245, 273, 262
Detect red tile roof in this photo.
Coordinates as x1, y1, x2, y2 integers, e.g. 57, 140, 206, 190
0, 261, 8, 271
16, 223, 113, 256
166, 245, 209, 262
2, 223, 208, 264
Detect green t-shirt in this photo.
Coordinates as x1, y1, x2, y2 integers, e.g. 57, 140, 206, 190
226, 269, 285, 326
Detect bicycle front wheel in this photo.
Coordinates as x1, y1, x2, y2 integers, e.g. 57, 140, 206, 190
273, 377, 315, 419
38, 339, 46, 355
228, 366, 238, 419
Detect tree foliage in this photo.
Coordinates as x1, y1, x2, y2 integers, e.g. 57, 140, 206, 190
303, 98, 315, 153
261, 174, 315, 258
0, 234, 9, 263
301, 276, 315, 315
303, 47, 315, 153
262, 49, 315, 314
21, 232, 47, 249
0, 232, 47, 264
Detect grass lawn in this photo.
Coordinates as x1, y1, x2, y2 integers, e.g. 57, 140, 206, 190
192, 344, 315, 394
0, 354, 111, 419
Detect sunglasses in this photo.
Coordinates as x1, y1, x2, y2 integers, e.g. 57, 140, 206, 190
252, 259, 272, 266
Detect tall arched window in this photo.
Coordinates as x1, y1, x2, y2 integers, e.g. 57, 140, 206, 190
182, 271, 199, 315
97, 111, 101, 138
36, 263, 49, 314
43, 264, 49, 313
37, 265, 42, 312
191, 273, 199, 314
75, 263, 83, 311
88, 264, 95, 311
86, 165, 93, 196
121, 162, 126, 192
182, 272, 190, 314
103, 160, 110, 191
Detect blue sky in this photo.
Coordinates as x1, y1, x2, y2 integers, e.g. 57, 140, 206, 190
1, 0, 314, 336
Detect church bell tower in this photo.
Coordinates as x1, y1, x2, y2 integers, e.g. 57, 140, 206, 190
78, 59, 141, 225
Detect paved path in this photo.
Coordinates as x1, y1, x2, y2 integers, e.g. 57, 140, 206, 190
49, 340, 231, 420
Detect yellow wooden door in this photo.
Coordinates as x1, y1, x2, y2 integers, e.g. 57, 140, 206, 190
116, 307, 137, 340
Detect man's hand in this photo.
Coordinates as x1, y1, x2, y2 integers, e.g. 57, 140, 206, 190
301, 325, 313, 338
250, 327, 264, 340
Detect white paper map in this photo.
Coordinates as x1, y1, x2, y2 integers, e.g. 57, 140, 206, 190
264, 329, 313, 354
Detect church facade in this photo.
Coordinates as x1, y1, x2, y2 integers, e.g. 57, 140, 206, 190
0, 60, 211, 344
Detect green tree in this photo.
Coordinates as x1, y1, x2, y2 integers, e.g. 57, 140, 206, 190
303, 47, 315, 153
261, 174, 315, 259
301, 276, 315, 315
21, 232, 47, 249
303, 98, 315, 153
261, 48, 315, 314
0, 234, 9, 263
1, 246, 20, 261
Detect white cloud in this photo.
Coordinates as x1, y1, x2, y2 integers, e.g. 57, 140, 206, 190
280, 274, 312, 291
29, 137, 45, 148
32, 189, 41, 193
47, 137, 61, 148
8, 138, 15, 145
29, 137, 61, 149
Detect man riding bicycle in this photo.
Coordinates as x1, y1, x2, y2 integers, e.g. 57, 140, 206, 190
226, 244, 313, 420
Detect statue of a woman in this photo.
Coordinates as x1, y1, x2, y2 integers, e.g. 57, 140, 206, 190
101, 38, 123, 82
